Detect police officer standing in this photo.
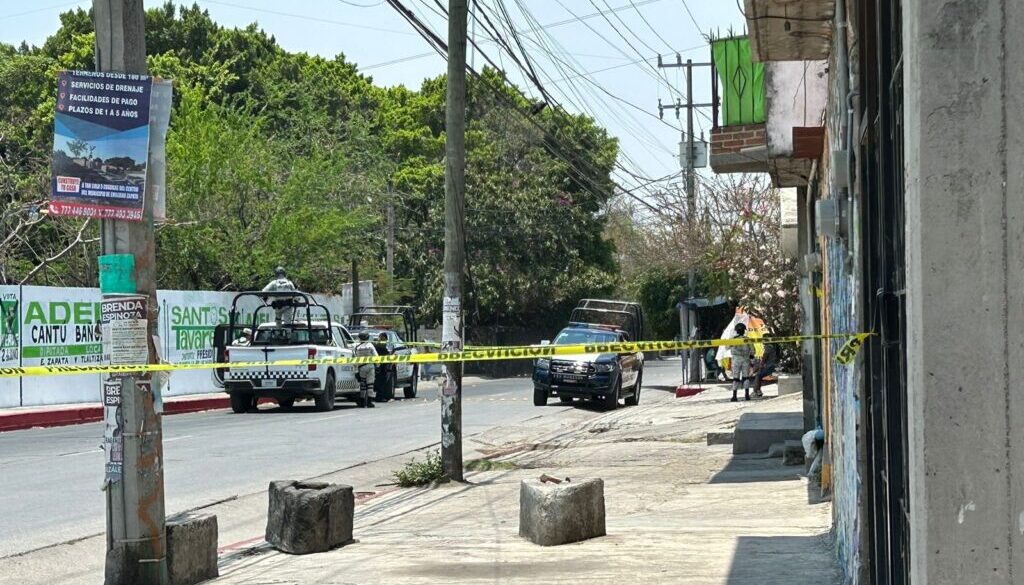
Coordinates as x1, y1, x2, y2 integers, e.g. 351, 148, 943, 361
263, 266, 296, 324
353, 331, 378, 408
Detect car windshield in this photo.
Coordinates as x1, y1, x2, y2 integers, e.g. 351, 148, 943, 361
252, 326, 330, 346
553, 329, 619, 345
360, 329, 400, 343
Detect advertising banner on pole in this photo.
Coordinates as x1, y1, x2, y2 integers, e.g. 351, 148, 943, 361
50, 70, 153, 221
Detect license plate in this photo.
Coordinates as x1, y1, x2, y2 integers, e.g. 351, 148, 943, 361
556, 374, 585, 383
258, 379, 277, 388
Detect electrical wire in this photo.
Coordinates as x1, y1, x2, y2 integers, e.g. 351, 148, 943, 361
678, 0, 705, 38
337, 0, 383, 6
198, 0, 416, 36
629, 0, 675, 51
362, 0, 667, 70
389, 0, 687, 217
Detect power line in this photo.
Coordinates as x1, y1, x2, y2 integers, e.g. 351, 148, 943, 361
337, 0, 383, 6
362, 0, 667, 70
628, 0, 675, 51
388, 0, 623, 204
0, 1, 83, 21
678, 0, 705, 38
502, 0, 680, 163
471, 0, 675, 165
388, 0, 679, 219
199, 0, 417, 36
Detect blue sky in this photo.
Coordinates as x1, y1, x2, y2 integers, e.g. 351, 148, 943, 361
1, 0, 747, 202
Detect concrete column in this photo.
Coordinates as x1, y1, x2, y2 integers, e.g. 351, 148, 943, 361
904, 1, 1023, 583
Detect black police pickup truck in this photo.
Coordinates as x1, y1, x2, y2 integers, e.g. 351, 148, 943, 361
532, 299, 645, 410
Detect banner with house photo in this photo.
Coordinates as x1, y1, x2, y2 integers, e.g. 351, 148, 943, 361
50, 70, 153, 221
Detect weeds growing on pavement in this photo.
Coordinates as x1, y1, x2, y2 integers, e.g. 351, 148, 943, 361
393, 450, 444, 487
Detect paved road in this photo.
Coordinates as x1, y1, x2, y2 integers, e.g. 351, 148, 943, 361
0, 359, 681, 558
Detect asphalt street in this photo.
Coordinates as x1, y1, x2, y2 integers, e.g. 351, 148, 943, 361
0, 359, 683, 559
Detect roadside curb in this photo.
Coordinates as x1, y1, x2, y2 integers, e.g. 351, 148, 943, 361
0, 395, 232, 433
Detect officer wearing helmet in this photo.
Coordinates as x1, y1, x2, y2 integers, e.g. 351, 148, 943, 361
353, 330, 378, 407
263, 266, 296, 324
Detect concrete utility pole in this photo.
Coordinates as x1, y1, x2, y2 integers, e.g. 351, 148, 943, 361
657, 55, 713, 384
93, 1, 167, 583
386, 201, 395, 281
441, 0, 467, 482
351, 259, 360, 315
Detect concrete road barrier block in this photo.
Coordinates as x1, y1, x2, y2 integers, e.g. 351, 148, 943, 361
777, 374, 802, 396
519, 477, 606, 546
266, 481, 354, 554
166, 512, 218, 585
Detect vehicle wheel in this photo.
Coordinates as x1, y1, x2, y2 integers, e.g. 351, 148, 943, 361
229, 393, 250, 414
625, 370, 642, 406
403, 366, 419, 399
277, 398, 295, 410
376, 368, 395, 402
559, 395, 573, 404
602, 378, 620, 411
533, 387, 548, 406
315, 373, 336, 412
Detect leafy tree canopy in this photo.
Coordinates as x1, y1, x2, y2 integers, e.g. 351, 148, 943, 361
0, 2, 621, 329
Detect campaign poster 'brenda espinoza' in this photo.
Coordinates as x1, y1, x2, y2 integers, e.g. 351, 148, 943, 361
50, 70, 152, 221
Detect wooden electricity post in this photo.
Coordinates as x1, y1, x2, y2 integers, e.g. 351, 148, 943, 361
93, 1, 167, 583
441, 0, 468, 482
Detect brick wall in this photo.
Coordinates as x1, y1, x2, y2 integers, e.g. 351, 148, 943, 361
710, 123, 767, 153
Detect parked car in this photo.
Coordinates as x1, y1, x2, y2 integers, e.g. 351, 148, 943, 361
532, 299, 645, 410
347, 305, 420, 400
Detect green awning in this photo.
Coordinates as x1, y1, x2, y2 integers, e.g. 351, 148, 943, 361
712, 37, 765, 126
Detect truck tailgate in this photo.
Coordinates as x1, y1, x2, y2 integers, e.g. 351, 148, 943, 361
227, 346, 311, 382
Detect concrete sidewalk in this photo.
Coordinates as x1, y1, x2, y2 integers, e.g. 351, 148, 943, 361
210, 386, 841, 585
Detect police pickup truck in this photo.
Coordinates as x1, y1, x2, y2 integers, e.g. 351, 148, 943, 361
532, 299, 645, 410
214, 291, 359, 413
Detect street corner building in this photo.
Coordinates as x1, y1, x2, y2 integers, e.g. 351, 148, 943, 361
709, 1, 1024, 583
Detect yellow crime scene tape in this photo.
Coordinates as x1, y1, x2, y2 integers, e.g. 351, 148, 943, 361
0, 333, 872, 379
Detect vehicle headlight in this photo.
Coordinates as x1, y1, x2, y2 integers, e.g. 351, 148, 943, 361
536, 358, 550, 369
593, 362, 615, 373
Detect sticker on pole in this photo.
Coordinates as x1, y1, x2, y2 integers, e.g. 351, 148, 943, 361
101, 296, 149, 369
103, 378, 124, 482
50, 70, 153, 221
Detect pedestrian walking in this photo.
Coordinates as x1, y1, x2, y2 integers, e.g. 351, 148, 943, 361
730, 323, 755, 402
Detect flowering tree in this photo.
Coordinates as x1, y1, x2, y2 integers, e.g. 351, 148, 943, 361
608, 173, 801, 366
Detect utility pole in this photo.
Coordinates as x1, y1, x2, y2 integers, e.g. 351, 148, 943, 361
351, 258, 360, 315
441, 0, 467, 482
658, 54, 713, 384
93, 1, 167, 584
386, 201, 395, 282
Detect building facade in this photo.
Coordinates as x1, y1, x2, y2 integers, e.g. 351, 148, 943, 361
710, 1, 1024, 583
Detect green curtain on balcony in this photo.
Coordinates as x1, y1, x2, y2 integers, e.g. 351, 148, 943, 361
712, 37, 765, 126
